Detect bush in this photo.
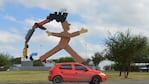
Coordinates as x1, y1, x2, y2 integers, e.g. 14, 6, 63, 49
0, 53, 11, 71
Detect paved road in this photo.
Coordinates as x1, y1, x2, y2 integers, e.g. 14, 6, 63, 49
0, 80, 149, 84
102, 80, 149, 84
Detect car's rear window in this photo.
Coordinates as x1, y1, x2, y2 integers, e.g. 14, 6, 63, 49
59, 64, 72, 70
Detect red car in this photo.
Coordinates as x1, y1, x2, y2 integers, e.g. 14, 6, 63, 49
48, 62, 106, 84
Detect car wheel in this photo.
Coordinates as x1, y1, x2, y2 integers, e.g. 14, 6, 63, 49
52, 76, 63, 84
90, 76, 101, 84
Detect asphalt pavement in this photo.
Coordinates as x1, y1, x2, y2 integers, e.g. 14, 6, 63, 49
102, 80, 149, 84
0, 80, 149, 84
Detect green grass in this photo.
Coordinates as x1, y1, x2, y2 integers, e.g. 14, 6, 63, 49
0, 71, 49, 82
0, 71, 149, 82
105, 71, 149, 80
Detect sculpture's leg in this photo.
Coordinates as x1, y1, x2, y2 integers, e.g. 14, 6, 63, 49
40, 45, 62, 62
65, 45, 84, 63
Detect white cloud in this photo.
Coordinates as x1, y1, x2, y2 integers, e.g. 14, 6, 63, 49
0, 29, 23, 57
3, 0, 149, 29
0, 45, 18, 54
30, 32, 60, 45
98, 0, 149, 27
45, 21, 63, 32
0, 30, 22, 44
4, 15, 16, 22
1, 0, 149, 27
0, 0, 8, 10
11, 0, 98, 13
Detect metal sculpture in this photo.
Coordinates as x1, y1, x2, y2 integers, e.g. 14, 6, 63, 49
23, 11, 87, 63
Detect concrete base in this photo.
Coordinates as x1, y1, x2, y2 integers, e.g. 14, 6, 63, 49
10, 61, 51, 71
21, 61, 33, 66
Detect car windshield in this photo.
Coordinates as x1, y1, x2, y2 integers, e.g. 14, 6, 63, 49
81, 64, 92, 70
83, 64, 98, 70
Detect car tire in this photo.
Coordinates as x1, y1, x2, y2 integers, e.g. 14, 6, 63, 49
52, 76, 63, 84
90, 76, 101, 84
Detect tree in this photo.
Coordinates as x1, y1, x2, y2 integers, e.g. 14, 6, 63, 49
105, 30, 148, 78
133, 44, 149, 63
133, 45, 149, 72
92, 52, 105, 69
33, 60, 43, 66
0, 53, 11, 71
58, 57, 75, 63
11, 57, 21, 64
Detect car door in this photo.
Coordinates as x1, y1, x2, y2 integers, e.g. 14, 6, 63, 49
74, 64, 92, 82
59, 64, 75, 81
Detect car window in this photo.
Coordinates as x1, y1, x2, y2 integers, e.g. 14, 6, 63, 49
59, 64, 72, 70
75, 64, 87, 70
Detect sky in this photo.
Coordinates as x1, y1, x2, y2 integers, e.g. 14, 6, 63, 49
0, 0, 149, 63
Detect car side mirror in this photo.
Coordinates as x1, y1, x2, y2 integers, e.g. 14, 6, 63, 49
84, 69, 88, 72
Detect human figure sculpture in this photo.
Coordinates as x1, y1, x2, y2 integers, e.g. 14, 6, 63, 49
23, 11, 88, 63
39, 20, 88, 63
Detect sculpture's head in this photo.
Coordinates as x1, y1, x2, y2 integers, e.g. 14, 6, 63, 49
61, 20, 71, 31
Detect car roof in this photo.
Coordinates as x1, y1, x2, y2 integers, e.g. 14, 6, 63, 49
56, 62, 81, 65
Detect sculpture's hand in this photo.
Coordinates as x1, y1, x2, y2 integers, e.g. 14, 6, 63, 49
46, 31, 52, 36
80, 28, 88, 34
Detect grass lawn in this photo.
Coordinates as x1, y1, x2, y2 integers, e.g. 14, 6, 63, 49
105, 71, 149, 80
0, 71, 149, 82
0, 71, 49, 82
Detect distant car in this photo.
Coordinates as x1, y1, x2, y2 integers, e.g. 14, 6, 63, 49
48, 62, 106, 84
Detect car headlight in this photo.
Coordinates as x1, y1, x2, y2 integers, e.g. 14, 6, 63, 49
100, 73, 106, 76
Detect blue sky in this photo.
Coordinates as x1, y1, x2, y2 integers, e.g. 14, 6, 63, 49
0, 0, 149, 63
